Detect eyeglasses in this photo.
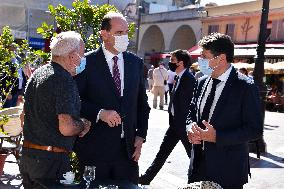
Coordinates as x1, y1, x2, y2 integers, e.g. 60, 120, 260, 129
199, 55, 219, 62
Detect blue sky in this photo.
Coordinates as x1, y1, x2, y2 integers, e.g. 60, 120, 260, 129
200, 0, 256, 6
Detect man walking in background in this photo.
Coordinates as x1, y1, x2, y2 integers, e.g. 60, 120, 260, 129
139, 49, 196, 185
147, 65, 154, 92
152, 62, 168, 110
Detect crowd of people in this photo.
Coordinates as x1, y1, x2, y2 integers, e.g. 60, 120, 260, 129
4, 11, 264, 189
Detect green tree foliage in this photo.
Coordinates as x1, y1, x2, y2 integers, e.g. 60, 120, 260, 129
0, 26, 49, 107
37, 0, 136, 51
0, 26, 18, 105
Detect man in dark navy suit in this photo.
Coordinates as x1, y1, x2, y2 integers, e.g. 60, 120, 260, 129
186, 33, 263, 189
74, 12, 150, 184
139, 49, 196, 185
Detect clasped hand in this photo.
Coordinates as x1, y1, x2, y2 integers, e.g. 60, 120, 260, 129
100, 110, 122, 127
187, 120, 216, 144
79, 118, 92, 137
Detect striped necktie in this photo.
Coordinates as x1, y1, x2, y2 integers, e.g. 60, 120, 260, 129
112, 56, 121, 95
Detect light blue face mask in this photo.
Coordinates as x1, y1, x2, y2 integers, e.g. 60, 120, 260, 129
198, 57, 213, 76
75, 56, 86, 75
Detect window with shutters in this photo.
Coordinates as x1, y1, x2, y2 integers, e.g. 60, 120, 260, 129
270, 20, 278, 41
226, 24, 235, 40
277, 20, 284, 40
266, 28, 272, 41
208, 25, 219, 34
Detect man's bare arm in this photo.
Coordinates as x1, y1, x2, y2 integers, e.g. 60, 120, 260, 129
58, 114, 87, 136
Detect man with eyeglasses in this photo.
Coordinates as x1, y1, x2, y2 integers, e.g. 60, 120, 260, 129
186, 33, 263, 189
74, 12, 150, 184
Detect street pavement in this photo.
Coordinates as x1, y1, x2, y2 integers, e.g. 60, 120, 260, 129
0, 92, 284, 189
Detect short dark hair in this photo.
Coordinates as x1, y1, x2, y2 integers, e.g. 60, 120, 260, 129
101, 17, 112, 31
100, 12, 126, 31
239, 68, 248, 76
171, 49, 192, 68
198, 33, 234, 62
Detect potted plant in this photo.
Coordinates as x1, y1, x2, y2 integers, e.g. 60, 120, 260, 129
0, 149, 9, 176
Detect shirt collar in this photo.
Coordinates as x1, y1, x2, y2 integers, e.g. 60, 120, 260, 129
217, 64, 232, 82
102, 43, 123, 62
176, 69, 186, 79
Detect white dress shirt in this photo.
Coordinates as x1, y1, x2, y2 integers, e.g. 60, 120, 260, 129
167, 70, 176, 84
171, 69, 186, 116
102, 44, 124, 96
199, 65, 232, 122
186, 65, 233, 132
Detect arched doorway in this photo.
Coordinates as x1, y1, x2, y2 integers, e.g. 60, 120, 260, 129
140, 25, 165, 54
169, 25, 196, 51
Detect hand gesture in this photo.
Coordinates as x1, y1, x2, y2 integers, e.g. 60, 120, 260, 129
187, 122, 201, 144
193, 120, 216, 143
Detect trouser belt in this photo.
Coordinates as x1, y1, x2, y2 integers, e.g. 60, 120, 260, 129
23, 140, 69, 153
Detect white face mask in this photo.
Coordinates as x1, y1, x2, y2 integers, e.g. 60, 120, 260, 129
113, 35, 129, 53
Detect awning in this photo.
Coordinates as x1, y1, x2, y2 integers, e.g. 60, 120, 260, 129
188, 45, 201, 59
232, 62, 284, 74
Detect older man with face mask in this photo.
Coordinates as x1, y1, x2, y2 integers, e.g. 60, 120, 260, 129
19, 31, 91, 189
74, 12, 150, 184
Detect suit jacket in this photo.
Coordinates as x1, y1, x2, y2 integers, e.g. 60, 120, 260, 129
169, 69, 196, 135
74, 47, 150, 164
186, 68, 263, 186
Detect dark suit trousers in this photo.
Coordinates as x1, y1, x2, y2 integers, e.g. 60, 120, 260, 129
143, 121, 191, 181
188, 147, 244, 189
188, 145, 206, 183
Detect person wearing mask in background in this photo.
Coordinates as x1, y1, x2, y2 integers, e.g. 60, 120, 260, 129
186, 33, 262, 189
152, 62, 168, 110
239, 67, 248, 76
139, 49, 196, 185
2, 44, 25, 108
74, 12, 150, 184
194, 70, 204, 80
19, 31, 91, 188
147, 65, 154, 92
165, 68, 176, 105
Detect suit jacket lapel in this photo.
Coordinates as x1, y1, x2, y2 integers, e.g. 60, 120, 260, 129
210, 69, 236, 124
197, 77, 210, 123
173, 70, 190, 100
97, 46, 120, 99
122, 52, 131, 99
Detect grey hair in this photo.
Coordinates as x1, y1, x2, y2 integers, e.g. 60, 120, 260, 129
50, 31, 82, 56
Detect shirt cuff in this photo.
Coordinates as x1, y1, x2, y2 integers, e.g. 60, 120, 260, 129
186, 122, 195, 132
96, 109, 104, 123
